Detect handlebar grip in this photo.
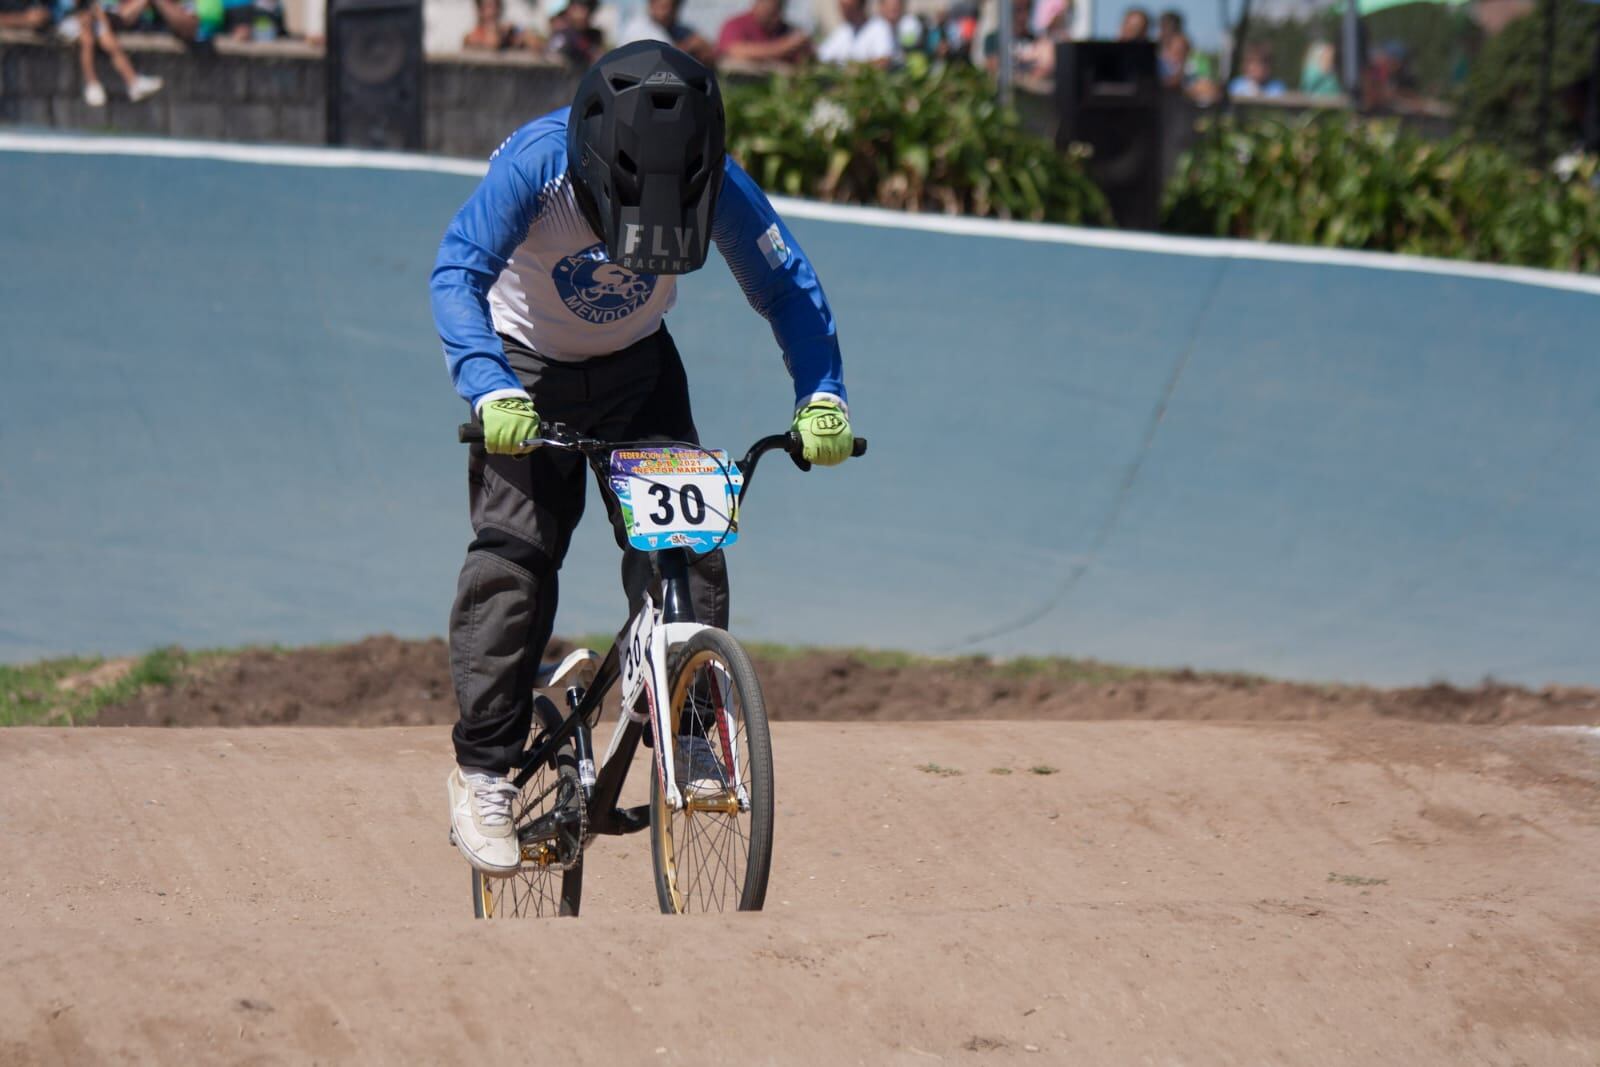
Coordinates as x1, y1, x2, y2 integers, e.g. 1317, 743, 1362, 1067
786, 432, 869, 471
458, 423, 483, 444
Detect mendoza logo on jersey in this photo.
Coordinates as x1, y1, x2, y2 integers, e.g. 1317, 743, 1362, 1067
552, 243, 659, 324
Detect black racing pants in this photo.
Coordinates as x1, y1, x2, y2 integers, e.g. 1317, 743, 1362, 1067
449, 326, 730, 773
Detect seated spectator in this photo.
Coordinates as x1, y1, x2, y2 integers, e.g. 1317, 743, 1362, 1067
1156, 8, 1189, 89
1117, 4, 1148, 41
97, 0, 201, 42
0, 0, 53, 30
621, 0, 713, 65
817, 0, 893, 66
464, 0, 539, 50
56, 0, 163, 105
220, 0, 286, 40
928, 1, 977, 63
1228, 42, 1285, 97
981, 0, 1046, 80
546, 0, 602, 65
879, 0, 926, 60
1361, 40, 1414, 111
716, 0, 811, 68
1300, 40, 1340, 97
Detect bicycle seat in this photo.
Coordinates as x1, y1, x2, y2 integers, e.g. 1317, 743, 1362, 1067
537, 648, 601, 693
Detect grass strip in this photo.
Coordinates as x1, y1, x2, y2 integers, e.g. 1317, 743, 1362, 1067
0, 646, 223, 727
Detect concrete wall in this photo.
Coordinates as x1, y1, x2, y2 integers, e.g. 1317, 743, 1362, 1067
0, 30, 583, 157
4, 136, 1599, 686
2, 29, 1067, 159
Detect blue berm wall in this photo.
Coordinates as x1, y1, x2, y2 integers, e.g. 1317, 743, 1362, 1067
3, 134, 1599, 686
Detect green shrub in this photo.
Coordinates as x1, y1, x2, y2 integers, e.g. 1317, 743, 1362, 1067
1162, 115, 1600, 272
723, 62, 1112, 225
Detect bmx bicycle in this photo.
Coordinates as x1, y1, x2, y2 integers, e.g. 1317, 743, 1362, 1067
454, 420, 867, 918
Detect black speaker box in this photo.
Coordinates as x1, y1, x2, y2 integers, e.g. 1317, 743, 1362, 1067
326, 0, 424, 151
1054, 40, 1164, 230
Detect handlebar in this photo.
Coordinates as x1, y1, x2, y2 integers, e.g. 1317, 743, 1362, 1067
457, 422, 868, 476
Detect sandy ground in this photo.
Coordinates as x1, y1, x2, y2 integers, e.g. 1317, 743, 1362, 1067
4, 720, 1598, 1064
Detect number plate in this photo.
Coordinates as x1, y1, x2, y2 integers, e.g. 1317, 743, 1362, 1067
610, 447, 743, 554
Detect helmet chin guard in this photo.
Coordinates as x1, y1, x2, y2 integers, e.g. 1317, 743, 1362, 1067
567, 42, 726, 274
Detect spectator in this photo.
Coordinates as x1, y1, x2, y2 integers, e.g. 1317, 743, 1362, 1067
622, 0, 714, 65
716, 0, 810, 67
879, 0, 926, 59
547, 0, 603, 65
464, 0, 538, 50
1228, 42, 1284, 97
58, 0, 163, 105
220, 0, 286, 40
1156, 8, 1188, 89
928, 0, 977, 63
0, 0, 52, 30
1300, 40, 1340, 97
1026, 0, 1070, 78
96, 0, 201, 41
1117, 4, 1147, 41
981, 0, 1045, 80
1361, 40, 1414, 111
817, 0, 893, 66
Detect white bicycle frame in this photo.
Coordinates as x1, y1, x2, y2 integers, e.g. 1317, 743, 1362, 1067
598, 592, 748, 813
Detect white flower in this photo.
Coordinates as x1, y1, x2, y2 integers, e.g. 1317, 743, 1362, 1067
1553, 151, 1581, 182
803, 99, 852, 139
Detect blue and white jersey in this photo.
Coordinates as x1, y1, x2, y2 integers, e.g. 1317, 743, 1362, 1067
430, 107, 847, 413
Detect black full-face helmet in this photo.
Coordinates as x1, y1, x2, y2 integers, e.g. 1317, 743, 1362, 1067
567, 42, 726, 274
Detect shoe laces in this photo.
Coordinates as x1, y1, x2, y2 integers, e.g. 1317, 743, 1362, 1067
466, 773, 519, 828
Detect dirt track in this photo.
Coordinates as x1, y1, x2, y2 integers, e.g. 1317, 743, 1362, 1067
4, 720, 1598, 1064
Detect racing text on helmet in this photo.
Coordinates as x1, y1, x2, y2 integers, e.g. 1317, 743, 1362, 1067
566, 42, 727, 275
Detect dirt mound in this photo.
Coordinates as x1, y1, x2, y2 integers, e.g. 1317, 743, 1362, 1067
92, 635, 1600, 728
3, 722, 1597, 1063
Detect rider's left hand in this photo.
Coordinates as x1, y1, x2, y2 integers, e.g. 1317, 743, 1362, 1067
791, 399, 854, 467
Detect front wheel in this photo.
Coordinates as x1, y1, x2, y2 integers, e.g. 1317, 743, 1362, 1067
650, 628, 774, 914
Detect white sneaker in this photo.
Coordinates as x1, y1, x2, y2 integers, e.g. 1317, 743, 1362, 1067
677, 735, 729, 799
447, 767, 521, 875
127, 75, 164, 102
84, 82, 107, 107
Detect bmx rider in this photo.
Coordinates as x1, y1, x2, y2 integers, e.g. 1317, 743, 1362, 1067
429, 41, 859, 875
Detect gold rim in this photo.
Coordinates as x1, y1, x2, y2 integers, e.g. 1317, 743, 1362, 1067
655, 648, 752, 914
476, 766, 571, 919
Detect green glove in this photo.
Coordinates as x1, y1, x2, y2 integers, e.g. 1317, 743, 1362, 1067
480, 396, 540, 456
791, 399, 854, 467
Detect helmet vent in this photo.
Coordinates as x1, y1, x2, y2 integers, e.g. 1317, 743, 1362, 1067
617, 149, 638, 176
686, 153, 703, 176
583, 99, 604, 120
650, 92, 681, 112
608, 73, 640, 91
687, 76, 709, 93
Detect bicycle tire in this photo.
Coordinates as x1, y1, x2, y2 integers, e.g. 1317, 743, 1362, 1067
649, 627, 774, 914
472, 696, 585, 919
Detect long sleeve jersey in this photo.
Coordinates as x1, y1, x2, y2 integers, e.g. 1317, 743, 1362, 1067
430, 107, 847, 413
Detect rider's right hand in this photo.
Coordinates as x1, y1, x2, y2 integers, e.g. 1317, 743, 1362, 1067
480, 396, 541, 455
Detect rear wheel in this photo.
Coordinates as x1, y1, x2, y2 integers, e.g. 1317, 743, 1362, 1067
649, 628, 774, 914
472, 696, 585, 919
